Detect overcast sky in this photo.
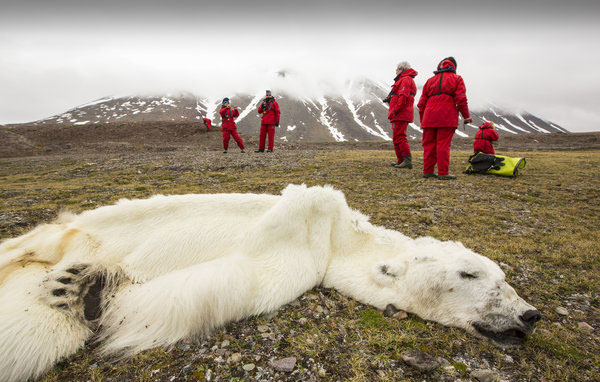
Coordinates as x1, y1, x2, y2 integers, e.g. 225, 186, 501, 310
1, 0, 599, 131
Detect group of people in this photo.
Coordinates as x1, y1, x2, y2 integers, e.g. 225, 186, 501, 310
208, 90, 280, 154
386, 56, 496, 180
204, 57, 499, 178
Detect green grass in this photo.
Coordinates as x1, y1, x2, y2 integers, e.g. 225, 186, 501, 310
0, 148, 599, 381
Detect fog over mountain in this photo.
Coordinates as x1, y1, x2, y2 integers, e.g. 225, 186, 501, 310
1, 0, 599, 131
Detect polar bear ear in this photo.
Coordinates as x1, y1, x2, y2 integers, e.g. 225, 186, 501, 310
371, 259, 407, 286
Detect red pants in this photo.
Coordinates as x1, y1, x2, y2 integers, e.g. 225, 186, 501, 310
203, 119, 212, 130
392, 121, 411, 163
222, 129, 244, 150
422, 127, 455, 175
259, 124, 275, 151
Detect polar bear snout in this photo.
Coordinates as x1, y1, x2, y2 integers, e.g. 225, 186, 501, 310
519, 309, 542, 328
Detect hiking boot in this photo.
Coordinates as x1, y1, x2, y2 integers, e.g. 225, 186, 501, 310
437, 174, 457, 180
395, 155, 412, 169
223, 150, 228, 154
391, 162, 400, 167
422, 173, 437, 178
255, 149, 264, 153
241, 149, 245, 153
267, 149, 273, 153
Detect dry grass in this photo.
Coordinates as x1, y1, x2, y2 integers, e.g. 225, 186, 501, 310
1, 148, 599, 381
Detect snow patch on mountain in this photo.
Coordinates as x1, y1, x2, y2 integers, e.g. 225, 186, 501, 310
318, 98, 346, 142
343, 95, 391, 141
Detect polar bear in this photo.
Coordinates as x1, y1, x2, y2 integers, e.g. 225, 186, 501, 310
0, 184, 540, 382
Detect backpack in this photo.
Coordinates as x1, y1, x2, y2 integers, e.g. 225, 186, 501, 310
465, 152, 526, 177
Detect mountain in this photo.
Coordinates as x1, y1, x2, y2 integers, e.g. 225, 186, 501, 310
17, 80, 567, 142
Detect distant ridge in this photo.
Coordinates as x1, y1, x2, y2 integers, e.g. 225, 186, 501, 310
11, 80, 567, 142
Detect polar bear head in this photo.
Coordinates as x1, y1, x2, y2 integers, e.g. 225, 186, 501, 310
372, 237, 541, 347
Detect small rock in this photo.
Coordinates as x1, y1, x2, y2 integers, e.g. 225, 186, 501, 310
298, 317, 308, 325
264, 310, 279, 320
401, 350, 440, 371
230, 352, 242, 363
182, 364, 192, 374
552, 322, 562, 328
393, 310, 408, 320
211, 345, 218, 351
471, 369, 500, 382
257, 325, 269, 333
242, 363, 256, 371
221, 339, 230, 348
384, 304, 400, 317
180, 344, 191, 351
437, 357, 451, 367
499, 262, 514, 271
502, 355, 513, 363
578, 322, 594, 332
271, 357, 297, 372
442, 366, 457, 375
89, 363, 98, 370
555, 307, 568, 316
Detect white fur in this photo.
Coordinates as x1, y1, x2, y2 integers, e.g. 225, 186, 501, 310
0, 184, 537, 381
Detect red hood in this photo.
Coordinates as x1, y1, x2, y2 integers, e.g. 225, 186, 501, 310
480, 122, 494, 129
400, 68, 418, 78
437, 59, 456, 71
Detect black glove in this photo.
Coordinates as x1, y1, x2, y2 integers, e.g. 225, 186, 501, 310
275, 121, 279, 127
382, 95, 391, 104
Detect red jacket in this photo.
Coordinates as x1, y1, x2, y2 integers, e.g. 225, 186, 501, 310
417, 59, 470, 128
258, 98, 281, 125
219, 107, 239, 130
473, 122, 499, 154
203, 118, 212, 130
388, 68, 418, 122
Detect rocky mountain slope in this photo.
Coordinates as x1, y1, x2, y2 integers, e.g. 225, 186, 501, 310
11, 80, 567, 143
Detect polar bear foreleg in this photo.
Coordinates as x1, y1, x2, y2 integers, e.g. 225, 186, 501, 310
0, 266, 92, 382
97, 254, 256, 357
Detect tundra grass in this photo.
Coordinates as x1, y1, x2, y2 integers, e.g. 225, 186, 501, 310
0, 149, 599, 381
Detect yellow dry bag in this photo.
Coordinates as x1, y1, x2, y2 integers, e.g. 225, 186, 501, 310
465, 152, 526, 177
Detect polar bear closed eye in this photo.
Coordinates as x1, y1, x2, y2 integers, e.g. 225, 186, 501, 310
0, 184, 540, 382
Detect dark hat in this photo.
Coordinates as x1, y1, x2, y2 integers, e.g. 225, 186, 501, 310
266, 90, 272, 96
442, 56, 457, 69
222, 97, 230, 105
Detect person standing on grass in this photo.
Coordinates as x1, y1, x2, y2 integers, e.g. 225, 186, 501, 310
255, 90, 280, 153
473, 121, 499, 154
417, 57, 472, 180
386, 61, 418, 169
219, 98, 245, 154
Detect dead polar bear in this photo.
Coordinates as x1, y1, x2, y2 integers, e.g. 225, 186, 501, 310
0, 184, 540, 381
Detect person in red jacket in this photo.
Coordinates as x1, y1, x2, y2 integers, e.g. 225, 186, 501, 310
219, 97, 245, 154
474, 122, 499, 154
417, 57, 472, 180
202, 118, 212, 131
255, 90, 281, 153
386, 61, 418, 169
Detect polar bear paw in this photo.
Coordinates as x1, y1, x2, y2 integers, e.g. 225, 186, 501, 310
42, 263, 106, 322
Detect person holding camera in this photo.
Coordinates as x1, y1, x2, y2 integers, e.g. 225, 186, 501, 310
385, 61, 418, 169
255, 90, 280, 153
417, 57, 472, 180
219, 97, 245, 154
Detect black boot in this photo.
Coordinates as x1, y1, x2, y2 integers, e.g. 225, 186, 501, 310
255, 149, 264, 153
437, 174, 457, 180
267, 149, 273, 153
394, 155, 412, 169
